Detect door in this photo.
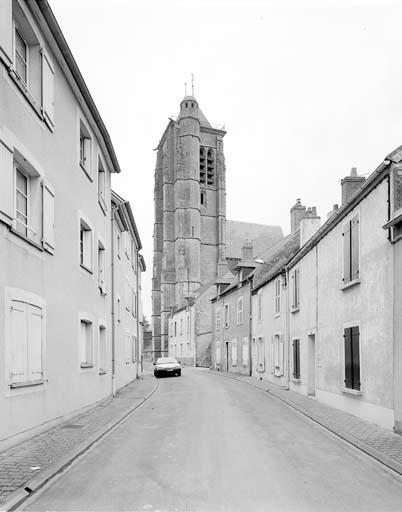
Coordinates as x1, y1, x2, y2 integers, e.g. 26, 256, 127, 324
225, 341, 229, 372
308, 334, 316, 396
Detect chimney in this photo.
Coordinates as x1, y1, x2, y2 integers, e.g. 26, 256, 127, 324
290, 199, 307, 233
327, 203, 339, 220
341, 167, 366, 204
300, 210, 321, 246
241, 240, 253, 261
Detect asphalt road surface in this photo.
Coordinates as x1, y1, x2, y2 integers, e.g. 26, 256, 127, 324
23, 368, 402, 511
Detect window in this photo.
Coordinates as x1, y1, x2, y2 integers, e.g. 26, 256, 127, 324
14, 27, 27, 85
237, 296, 244, 325
344, 326, 360, 391
291, 268, 300, 310
79, 121, 91, 175
180, 318, 183, 336
273, 334, 284, 376
257, 290, 263, 322
97, 158, 106, 213
292, 339, 300, 379
80, 320, 93, 368
9, 300, 43, 387
216, 308, 221, 331
224, 304, 230, 327
98, 241, 105, 294
242, 337, 249, 367
170, 322, 173, 338
274, 278, 281, 315
343, 216, 359, 284
174, 322, 177, 337
187, 315, 190, 336
15, 167, 28, 237
200, 147, 206, 184
257, 337, 265, 372
99, 325, 106, 375
231, 339, 237, 366
131, 289, 137, 318
117, 298, 121, 322
80, 219, 92, 270
200, 190, 206, 207
216, 342, 221, 364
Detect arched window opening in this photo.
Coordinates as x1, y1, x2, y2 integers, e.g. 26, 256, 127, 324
207, 149, 214, 185
200, 190, 206, 207
191, 102, 194, 107
185, 102, 188, 108
199, 147, 206, 184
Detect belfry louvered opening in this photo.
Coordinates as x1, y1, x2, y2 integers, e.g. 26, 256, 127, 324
200, 147, 214, 185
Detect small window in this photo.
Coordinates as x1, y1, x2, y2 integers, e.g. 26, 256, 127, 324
15, 166, 28, 237
98, 158, 106, 212
200, 190, 206, 207
206, 148, 214, 185
291, 268, 300, 310
237, 296, 244, 325
80, 320, 93, 368
80, 219, 92, 270
292, 339, 300, 379
224, 304, 230, 328
98, 241, 105, 294
79, 121, 91, 175
99, 325, 106, 374
343, 216, 359, 284
344, 326, 360, 391
274, 278, 281, 315
231, 339, 237, 366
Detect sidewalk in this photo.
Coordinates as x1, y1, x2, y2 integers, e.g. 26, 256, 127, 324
0, 371, 157, 511
211, 370, 402, 476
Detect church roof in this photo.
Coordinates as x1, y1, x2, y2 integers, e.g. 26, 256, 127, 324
225, 220, 283, 260
178, 95, 211, 127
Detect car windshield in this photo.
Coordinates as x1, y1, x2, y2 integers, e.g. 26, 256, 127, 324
156, 357, 178, 364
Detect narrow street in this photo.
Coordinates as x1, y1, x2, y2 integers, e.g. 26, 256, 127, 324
23, 368, 402, 512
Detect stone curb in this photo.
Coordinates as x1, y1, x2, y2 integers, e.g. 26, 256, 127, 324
210, 370, 402, 477
0, 377, 158, 512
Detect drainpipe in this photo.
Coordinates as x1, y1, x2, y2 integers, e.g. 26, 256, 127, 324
249, 278, 253, 377
285, 269, 290, 390
110, 206, 118, 396
136, 250, 140, 379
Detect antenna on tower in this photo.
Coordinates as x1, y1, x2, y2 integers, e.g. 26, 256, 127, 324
184, 81, 187, 96
191, 73, 194, 96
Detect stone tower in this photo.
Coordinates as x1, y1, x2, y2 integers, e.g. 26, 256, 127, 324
152, 95, 227, 356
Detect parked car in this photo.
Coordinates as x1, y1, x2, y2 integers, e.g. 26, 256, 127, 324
153, 357, 181, 377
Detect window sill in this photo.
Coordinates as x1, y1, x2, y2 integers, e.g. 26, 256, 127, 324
80, 363, 94, 369
343, 387, 362, 396
98, 369, 107, 375
9, 228, 44, 252
80, 263, 93, 275
292, 378, 301, 383
290, 307, 300, 314
10, 379, 44, 389
340, 279, 360, 291
80, 162, 93, 182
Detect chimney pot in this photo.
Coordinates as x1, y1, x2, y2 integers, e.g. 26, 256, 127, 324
350, 167, 358, 177
341, 169, 366, 204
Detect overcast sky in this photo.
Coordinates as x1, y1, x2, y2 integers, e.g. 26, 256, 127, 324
50, 0, 402, 318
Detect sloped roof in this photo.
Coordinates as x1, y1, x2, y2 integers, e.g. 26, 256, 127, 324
226, 220, 283, 260
252, 230, 300, 293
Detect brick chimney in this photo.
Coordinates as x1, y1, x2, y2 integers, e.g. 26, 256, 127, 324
300, 208, 321, 246
327, 204, 339, 220
341, 167, 366, 204
290, 199, 307, 233
241, 240, 253, 261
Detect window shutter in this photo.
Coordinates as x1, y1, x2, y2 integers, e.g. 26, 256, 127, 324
41, 50, 55, 130
292, 340, 296, 378
351, 326, 360, 391
351, 217, 359, 281
344, 328, 353, 388
270, 336, 275, 374
343, 222, 351, 283
80, 321, 87, 363
259, 338, 265, 372
10, 301, 28, 384
0, 139, 14, 226
42, 180, 55, 253
279, 335, 284, 375
0, 0, 12, 64
27, 305, 43, 381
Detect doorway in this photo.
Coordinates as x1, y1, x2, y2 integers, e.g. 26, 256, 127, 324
307, 334, 316, 397
225, 341, 229, 372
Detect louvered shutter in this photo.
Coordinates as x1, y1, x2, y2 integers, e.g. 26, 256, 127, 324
344, 328, 353, 388
28, 305, 43, 381
351, 217, 359, 281
42, 180, 55, 253
41, 50, 55, 130
351, 326, 360, 391
279, 335, 284, 375
292, 340, 297, 378
10, 301, 28, 384
0, 0, 12, 64
0, 139, 14, 226
343, 222, 351, 283
270, 336, 275, 374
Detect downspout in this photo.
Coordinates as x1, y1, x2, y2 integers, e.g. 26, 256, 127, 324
136, 250, 140, 379
285, 269, 290, 389
249, 278, 253, 377
110, 206, 118, 396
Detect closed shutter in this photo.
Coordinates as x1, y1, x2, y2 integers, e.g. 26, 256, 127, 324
231, 339, 237, 366
242, 337, 249, 366
292, 340, 297, 378
41, 50, 55, 130
27, 305, 43, 381
270, 336, 275, 374
351, 217, 359, 281
344, 327, 353, 389
351, 326, 360, 391
10, 300, 28, 384
343, 222, 351, 283
42, 180, 55, 253
0, 0, 12, 64
258, 337, 265, 372
0, 140, 14, 226
279, 335, 284, 375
